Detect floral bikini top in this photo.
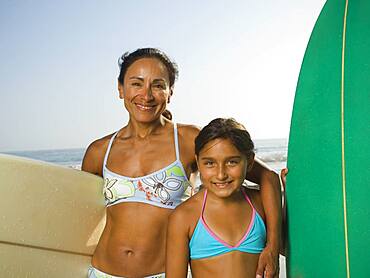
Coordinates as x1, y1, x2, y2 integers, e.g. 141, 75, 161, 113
102, 123, 191, 209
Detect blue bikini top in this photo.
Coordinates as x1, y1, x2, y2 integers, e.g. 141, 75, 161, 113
102, 123, 191, 209
189, 189, 266, 260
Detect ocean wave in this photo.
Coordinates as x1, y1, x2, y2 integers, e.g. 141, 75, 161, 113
257, 152, 287, 163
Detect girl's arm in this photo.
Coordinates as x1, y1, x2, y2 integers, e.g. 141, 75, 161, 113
166, 208, 190, 278
246, 158, 282, 278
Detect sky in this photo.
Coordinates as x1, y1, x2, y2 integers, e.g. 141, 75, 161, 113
0, 0, 326, 151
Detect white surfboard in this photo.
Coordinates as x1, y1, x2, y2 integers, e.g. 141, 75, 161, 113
0, 154, 105, 277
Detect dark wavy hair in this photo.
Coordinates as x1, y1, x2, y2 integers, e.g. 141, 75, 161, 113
195, 118, 255, 159
117, 48, 178, 120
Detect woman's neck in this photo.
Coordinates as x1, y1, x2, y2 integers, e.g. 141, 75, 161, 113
125, 117, 168, 139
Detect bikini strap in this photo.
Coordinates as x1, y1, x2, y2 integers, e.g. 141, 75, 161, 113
103, 132, 118, 168
241, 187, 256, 213
200, 189, 208, 216
173, 123, 180, 160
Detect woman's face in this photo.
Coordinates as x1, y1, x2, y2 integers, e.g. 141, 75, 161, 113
119, 57, 172, 123
197, 138, 251, 199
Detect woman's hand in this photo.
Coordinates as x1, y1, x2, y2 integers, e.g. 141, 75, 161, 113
280, 168, 288, 189
256, 244, 279, 278
280, 168, 288, 256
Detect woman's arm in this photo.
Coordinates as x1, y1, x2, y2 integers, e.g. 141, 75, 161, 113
166, 208, 191, 278
81, 139, 107, 176
280, 168, 288, 256
246, 158, 282, 278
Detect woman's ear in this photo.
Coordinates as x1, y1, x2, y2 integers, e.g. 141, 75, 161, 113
118, 82, 124, 99
167, 87, 174, 104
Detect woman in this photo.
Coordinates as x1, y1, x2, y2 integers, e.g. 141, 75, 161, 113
166, 118, 266, 278
82, 48, 281, 278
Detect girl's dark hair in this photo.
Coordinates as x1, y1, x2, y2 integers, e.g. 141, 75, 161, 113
117, 48, 178, 120
195, 118, 255, 159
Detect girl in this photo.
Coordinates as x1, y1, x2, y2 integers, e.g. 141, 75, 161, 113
166, 118, 267, 278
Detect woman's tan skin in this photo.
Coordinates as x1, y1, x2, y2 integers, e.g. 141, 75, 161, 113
83, 57, 198, 276
280, 168, 288, 256
82, 51, 281, 277
166, 138, 265, 278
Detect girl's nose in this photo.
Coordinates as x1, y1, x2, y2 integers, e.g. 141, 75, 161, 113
216, 164, 228, 180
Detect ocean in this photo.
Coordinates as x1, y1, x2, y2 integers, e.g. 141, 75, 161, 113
3, 138, 287, 172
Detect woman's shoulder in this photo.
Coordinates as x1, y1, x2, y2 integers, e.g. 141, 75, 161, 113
174, 123, 200, 172
81, 133, 115, 175
85, 133, 116, 157
176, 123, 200, 140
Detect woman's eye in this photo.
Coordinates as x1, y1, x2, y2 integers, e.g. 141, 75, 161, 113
204, 161, 214, 167
153, 84, 166, 89
131, 82, 142, 87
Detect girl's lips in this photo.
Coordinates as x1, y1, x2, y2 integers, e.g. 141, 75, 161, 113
213, 181, 232, 188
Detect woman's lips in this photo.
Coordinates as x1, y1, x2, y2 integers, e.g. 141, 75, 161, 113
135, 103, 155, 111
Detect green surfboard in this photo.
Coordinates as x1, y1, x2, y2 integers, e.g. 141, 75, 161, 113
286, 0, 370, 277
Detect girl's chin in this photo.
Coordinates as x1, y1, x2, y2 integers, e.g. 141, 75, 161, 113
208, 185, 239, 197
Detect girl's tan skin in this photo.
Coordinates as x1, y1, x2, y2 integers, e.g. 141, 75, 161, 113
166, 137, 265, 278
82, 50, 281, 277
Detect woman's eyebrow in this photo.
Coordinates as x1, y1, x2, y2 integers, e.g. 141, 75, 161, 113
128, 76, 144, 81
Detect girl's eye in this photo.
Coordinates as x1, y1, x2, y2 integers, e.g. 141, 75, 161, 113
227, 160, 239, 166
204, 161, 214, 167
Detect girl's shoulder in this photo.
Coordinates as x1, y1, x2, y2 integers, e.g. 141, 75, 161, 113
170, 190, 204, 227
243, 186, 265, 220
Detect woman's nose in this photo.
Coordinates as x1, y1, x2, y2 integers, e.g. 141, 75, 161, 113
142, 85, 154, 101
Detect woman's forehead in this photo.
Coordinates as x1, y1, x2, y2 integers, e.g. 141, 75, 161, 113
126, 57, 169, 79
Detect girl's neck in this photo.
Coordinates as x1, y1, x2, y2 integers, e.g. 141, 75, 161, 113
206, 188, 245, 206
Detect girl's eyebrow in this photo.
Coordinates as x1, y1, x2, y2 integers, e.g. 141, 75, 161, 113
200, 155, 242, 160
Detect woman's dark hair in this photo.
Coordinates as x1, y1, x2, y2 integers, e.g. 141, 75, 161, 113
118, 48, 178, 87
195, 118, 255, 159
117, 48, 178, 120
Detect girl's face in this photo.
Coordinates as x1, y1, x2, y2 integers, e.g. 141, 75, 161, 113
197, 138, 253, 198
118, 57, 172, 123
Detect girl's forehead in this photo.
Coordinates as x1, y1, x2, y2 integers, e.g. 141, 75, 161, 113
199, 138, 241, 157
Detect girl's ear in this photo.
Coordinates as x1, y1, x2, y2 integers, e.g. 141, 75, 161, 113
195, 155, 199, 168
247, 153, 255, 172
